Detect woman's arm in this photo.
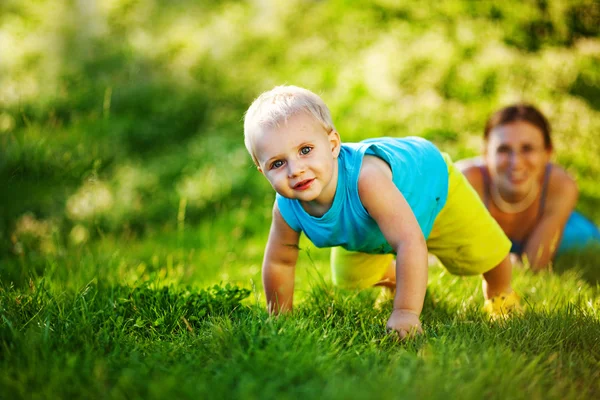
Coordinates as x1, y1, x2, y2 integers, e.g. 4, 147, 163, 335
524, 167, 578, 271
358, 156, 428, 338
262, 202, 301, 314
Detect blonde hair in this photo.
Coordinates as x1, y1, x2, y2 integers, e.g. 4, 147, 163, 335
243, 85, 336, 165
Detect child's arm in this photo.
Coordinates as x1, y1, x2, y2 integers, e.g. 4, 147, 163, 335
358, 156, 429, 339
262, 202, 301, 314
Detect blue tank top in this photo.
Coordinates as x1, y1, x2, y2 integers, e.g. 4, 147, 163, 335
276, 136, 449, 254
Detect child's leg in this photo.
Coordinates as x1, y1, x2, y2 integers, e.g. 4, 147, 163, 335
481, 255, 521, 318
374, 260, 396, 289
427, 155, 520, 317
482, 255, 512, 299
330, 247, 394, 290
427, 154, 514, 292
331, 248, 396, 308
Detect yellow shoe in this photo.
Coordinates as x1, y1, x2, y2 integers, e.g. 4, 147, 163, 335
483, 291, 522, 320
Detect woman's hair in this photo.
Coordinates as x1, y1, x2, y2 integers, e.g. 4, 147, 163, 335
243, 85, 335, 165
484, 104, 552, 150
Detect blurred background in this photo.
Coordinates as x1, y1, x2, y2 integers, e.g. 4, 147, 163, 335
2, 0, 599, 292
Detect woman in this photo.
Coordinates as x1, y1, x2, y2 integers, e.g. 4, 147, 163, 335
457, 104, 600, 271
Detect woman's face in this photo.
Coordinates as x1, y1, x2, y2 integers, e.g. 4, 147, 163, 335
484, 121, 552, 198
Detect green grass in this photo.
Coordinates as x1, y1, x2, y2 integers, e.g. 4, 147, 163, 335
1, 0, 600, 398
1, 262, 599, 399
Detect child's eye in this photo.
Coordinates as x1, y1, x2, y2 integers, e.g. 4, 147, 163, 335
271, 160, 284, 169
300, 146, 312, 155
497, 146, 511, 154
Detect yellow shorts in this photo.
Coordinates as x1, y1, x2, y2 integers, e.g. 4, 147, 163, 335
331, 153, 511, 289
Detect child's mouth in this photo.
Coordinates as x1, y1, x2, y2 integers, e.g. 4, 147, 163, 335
294, 179, 315, 191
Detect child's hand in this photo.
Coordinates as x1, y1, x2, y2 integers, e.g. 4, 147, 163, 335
386, 309, 423, 340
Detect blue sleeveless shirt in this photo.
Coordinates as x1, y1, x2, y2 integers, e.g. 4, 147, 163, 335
276, 136, 449, 254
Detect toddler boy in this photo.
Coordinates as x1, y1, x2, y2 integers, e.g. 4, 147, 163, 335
243, 85, 519, 338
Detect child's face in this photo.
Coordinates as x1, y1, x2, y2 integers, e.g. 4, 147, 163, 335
254, 112, 341, 209
484, 120, 551, 198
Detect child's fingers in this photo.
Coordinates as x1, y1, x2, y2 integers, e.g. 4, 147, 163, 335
407, 324, 424, 338
398, 329, 409, 340
388, 325, 423, 340
386, 311, 423, 341
386, 325, 407, 340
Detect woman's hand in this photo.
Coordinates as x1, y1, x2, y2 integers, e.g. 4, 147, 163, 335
510, 253, 524, 268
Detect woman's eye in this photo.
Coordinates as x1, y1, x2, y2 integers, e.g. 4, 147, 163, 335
300, 146, 312, 155
271, 160, 284, 169
497, 147, 511, 154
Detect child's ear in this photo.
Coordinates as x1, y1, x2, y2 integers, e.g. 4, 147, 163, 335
329, 130, 341, 157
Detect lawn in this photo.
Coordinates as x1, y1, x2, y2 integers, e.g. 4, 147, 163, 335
1, 1, 599, 399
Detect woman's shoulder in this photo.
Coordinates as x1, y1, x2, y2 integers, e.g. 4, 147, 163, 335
454, 156, 486, 190
546, 163, 578, 198
540, 163, 579, 218
454, 156, 484, 170
548, 163, 575, 181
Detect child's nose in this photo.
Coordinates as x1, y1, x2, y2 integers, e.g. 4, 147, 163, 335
287, 159, 305, 178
